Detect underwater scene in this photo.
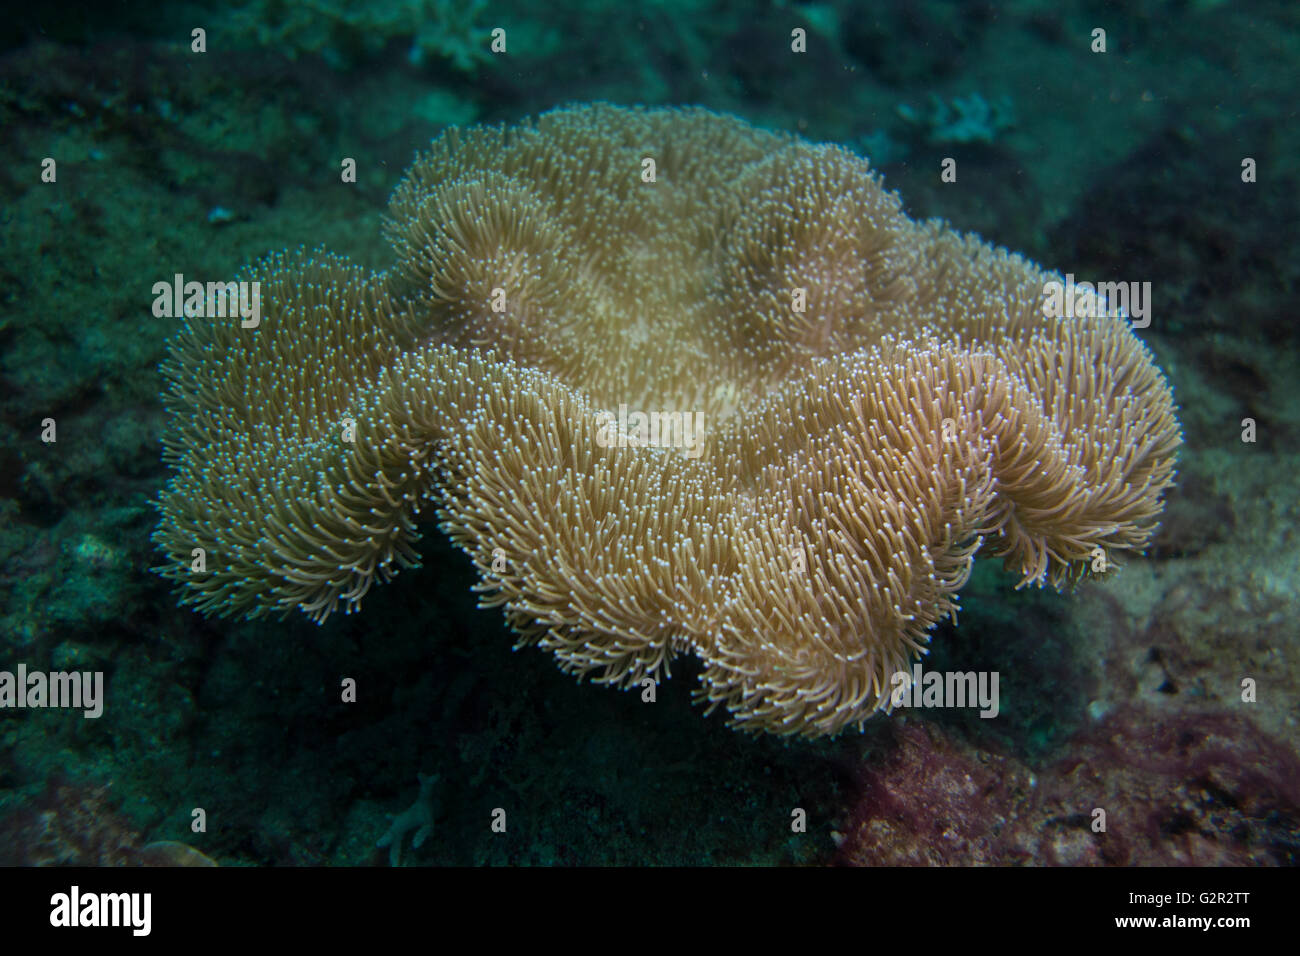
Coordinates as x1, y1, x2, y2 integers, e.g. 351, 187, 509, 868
0, 0, 1297, 875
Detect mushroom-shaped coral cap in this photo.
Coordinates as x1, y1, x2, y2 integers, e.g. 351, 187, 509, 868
154, 104, 1181, 736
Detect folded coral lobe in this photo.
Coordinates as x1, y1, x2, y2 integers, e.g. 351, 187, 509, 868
154, 104, 1181, 736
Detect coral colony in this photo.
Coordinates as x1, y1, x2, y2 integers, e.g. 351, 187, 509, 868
154, 104, 1180, 737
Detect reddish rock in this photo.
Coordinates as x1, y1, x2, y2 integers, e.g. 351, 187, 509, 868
835, 707, 1300, 866
0, 777, 214, 866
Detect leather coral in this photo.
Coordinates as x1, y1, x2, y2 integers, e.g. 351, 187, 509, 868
154, 104, 1181, 736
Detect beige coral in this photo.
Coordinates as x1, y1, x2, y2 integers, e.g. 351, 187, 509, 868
154, 104, 1181, 736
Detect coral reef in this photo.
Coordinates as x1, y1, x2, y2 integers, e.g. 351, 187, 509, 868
0, 0, 1294, 867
